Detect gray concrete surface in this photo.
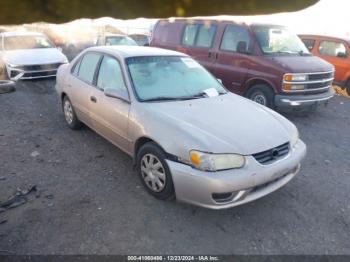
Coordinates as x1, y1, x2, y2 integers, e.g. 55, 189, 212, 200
0, 79, 349, 255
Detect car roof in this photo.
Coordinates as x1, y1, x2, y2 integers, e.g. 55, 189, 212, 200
0, 31, 44, 37
102, 33, 128, 37
87, 46, 187, 58
299, 34, 350, 43
157, 17, 284, 27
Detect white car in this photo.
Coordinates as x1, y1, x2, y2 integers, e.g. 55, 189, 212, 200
0, 31, 68, 81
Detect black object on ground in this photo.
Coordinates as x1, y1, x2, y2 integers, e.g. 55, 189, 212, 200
0, 80, 16, 94
0, 185, 37, 212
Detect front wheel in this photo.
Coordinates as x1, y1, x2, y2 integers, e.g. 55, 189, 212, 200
245, 84, 275, 108
136, 142, 175, 200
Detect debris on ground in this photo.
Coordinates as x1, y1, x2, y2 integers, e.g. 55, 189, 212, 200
30, 151, 40, 157
0, 219, 7, 225
0, 185, 37, 212
0, 176, 6, 181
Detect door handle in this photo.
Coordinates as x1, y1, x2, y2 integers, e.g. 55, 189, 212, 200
208, 51, 218, 60
90, 96, 97, 103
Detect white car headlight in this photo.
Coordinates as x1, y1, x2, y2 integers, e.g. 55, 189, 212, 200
189, 150, 245, 171
290, 127, 299, 147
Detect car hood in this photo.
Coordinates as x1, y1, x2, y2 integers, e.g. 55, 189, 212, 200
3, 48, 67, 65
267, 55, 334, 73
145, 93, 294, 155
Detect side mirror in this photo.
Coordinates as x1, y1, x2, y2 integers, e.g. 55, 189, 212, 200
237, 41, 249, 54
337, 52, 347, 58
104, 88, 130, 103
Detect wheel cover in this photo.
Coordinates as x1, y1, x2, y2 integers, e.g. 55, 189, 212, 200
141, 154, 166, 192
63, 100, 74, 124
252, 93, 267, 105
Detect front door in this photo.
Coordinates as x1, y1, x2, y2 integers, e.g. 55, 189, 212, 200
89, 55, 131, 153
212, 24, 252, 94
317, 40, 350, 83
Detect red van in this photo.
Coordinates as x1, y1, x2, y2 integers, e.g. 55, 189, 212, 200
151, 19, 335, 110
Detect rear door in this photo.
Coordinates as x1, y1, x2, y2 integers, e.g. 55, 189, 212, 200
68, 52, 102, 126
211, 23, 252, 94
316, 39, 350, 83
188, 23, 218, 72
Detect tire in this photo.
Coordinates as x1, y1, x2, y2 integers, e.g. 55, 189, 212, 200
0, 80, 15, 94
346, 81, 350, 96
245, 84, 275, 108
62, 96, 82, 129
136, 142, 175, 200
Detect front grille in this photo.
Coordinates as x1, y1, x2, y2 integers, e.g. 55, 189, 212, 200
22, 69, 57, 78
16, 63, 62, 71
252, 142, 290, 164
308, 72, 333, 81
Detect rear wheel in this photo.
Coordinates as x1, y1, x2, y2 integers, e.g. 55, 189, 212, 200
62, 96, 82, 129
346, 81, 350, 96
245, 84, 275, 108
136, 142, 175, 200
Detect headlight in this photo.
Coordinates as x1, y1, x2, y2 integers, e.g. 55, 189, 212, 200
189, 150, 245, 171
6, 62, 19, 68
290, 127, 299, 147
284, 74, 307, 82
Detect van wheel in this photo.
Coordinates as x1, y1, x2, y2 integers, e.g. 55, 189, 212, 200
62, 96, 82, 130
136, 142, 175, 201
246, 84, 275, 108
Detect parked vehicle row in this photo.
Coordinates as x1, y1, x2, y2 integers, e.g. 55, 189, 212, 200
151, 19, 335, 110
4, 18, 347, 209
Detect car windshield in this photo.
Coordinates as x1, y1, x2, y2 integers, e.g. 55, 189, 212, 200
252, 25, 310, 55
106, 36, 138, 46
126, 56, 227, 101
4, 35, 55, 50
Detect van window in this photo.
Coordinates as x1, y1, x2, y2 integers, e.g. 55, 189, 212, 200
319, 41, 347, 57
182, 24, 199, 46
301, 39, 315, 51
220, 25, 250, 52
195, 25, 216, 48
77, 53, 101, 84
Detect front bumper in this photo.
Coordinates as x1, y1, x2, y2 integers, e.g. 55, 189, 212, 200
167, 140, 306, 209
275, 89, 335, 109
6, 64, 62, 81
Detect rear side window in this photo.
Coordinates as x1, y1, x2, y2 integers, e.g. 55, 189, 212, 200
319, 41, 347, 57
220, 25, 250, 52
195, 25, 216, 48
77, 53, 101, 84
182, 24, 199, 46
301, 38, 315, 51
72, 58, 82, 76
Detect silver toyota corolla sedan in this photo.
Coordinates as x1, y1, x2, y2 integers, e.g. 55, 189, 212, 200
55, 46, 306, 209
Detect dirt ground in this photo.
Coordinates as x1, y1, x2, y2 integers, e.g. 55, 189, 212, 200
0, 80, 349, 255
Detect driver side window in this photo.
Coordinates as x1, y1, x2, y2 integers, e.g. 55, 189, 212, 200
97, 56, 126, 91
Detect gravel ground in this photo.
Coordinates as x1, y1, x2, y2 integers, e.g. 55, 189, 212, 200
0, 79, 349, 255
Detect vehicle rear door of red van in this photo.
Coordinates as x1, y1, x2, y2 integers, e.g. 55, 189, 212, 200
180, 22, 219, 73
